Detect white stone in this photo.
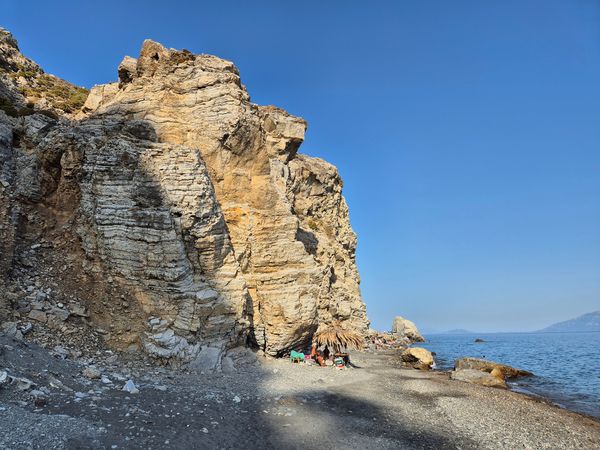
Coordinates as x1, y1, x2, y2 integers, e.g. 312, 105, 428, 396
122, 379, 139, 394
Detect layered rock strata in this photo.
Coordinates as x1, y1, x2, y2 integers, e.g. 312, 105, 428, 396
0, 29, 369, 362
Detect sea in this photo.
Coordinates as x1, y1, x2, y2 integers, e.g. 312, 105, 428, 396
420, 331, 600, 418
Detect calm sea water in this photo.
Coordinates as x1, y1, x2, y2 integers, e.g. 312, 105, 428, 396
421, 332, 600, 418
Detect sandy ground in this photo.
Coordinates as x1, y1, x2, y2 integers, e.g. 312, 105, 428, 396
0, 336, 599, 450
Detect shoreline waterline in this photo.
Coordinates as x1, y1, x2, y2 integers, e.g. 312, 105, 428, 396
420, 331, 600, 419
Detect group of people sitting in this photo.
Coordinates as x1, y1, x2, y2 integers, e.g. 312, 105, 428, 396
290, 344, 352, 368
310, 343, 332, 366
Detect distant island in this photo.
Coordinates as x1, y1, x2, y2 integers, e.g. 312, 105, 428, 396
426, 329, 475, 335
444, 329, 474, 334
538, 311, 600, 333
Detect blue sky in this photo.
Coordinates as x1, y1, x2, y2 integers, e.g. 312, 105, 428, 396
4, 0, 599, 332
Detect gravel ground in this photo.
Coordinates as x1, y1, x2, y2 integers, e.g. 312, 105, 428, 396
0, 336, 599, 449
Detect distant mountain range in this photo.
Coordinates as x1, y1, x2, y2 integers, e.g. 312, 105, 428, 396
538, 311, 600, 333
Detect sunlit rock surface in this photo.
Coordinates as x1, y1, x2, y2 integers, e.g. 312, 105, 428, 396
0, 29, 368, 361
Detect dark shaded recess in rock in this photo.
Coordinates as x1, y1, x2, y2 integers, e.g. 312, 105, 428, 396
295, 227, 318, 256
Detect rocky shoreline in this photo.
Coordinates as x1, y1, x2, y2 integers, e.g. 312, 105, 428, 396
437, 357, 600, 422
396, 342, 600, 422
1, 334, 598, 449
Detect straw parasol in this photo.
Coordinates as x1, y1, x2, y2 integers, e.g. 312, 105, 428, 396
313, 322, 364, 352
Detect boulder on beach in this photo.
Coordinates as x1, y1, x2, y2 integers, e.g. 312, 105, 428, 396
490, 367, 504, 380
401, 347, 434, 370
454, 357, 533, 379
392, 316, 425, 342
450, 368, 507, 389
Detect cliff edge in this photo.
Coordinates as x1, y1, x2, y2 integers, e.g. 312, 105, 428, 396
0, 29, 368, 365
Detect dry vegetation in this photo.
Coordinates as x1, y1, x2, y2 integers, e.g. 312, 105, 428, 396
314, 322, 365, 351
0, 63, 88, 116
20, 73, 88, 113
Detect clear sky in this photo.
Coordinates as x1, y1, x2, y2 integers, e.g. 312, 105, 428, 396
4, 0, 599, 333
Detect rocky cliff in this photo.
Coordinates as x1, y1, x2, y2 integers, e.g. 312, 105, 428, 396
0, 28, 368, 365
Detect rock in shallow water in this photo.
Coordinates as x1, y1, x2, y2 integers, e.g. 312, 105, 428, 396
450, 368, 507, 389
449, 357, 533, 389
401, 347, 434, 370
454, 357, 533, 379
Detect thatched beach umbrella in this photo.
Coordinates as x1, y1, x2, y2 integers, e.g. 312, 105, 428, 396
314, 323, 364, 352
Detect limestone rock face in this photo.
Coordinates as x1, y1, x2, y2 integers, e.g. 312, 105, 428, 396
392, 316, 424, 343
78, 40, 369, 355
0, 31, 369, 360
48, 118, 249, 358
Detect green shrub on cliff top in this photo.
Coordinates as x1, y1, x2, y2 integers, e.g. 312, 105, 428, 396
21, 74, 89, 113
